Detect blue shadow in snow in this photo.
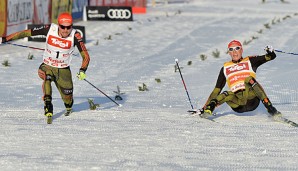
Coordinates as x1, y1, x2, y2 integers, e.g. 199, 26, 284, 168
211, 106, 269, 120
52, 94, 126, 120
210, 101, 291, 120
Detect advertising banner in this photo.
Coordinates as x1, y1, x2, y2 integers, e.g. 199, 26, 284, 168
27, 24, 86, 43
85, 6, 133, 21
89, 0, 137, 6
51, 0, 73, 24
7, 0, 34, 35
27, 24, 47, 42
72, 0, 88, 20
88, 0, 146, 14
33, 0, 51, 24
0, 0, 7, 36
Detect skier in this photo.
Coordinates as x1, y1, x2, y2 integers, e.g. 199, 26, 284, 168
0, 12, 90, 122
200, 40, 281, 119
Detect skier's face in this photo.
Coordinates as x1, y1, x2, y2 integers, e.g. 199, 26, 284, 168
228, 44, 243, 61
58, 24, 72, 38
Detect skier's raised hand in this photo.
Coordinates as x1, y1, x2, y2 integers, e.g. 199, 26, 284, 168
264, 45, 274, 54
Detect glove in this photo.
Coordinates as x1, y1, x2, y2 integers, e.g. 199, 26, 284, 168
199, 100, 217, 118
77, 70, 86, 80
199, 109, 213, 119
264, 45, 274, 54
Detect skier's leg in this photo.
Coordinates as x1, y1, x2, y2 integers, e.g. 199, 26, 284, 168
203, 88, 258, 118
202, 91, 240, 118
218, 90, 247, 107
38, 64, 53, 116
55, 67, 73, 114
244, 76, 281, 116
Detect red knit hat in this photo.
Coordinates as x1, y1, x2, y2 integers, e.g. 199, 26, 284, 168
228, 40, 242, 48
58, 13, 73, 25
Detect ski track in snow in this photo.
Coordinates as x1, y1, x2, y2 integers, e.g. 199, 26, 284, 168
1, 0, 298, 170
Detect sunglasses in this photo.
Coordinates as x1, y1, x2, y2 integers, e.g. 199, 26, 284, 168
228, 46, 241, 52
59, 25, 72, 30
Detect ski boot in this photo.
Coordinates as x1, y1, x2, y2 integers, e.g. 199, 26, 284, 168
64, 108, 72, 116
44, 101, 53, 124
263, 98, 282, 120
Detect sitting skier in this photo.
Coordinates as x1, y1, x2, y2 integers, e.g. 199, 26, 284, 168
200, 40, 281, 119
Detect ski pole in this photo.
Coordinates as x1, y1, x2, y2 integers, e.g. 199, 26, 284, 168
4, 42, 79, 56
83, 79, 122, 107
274, 49, 298, 56
5, 42, 45, 51
175, 59, 194, 109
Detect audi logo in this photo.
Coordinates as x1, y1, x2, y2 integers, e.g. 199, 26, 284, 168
107, 9, 131, 19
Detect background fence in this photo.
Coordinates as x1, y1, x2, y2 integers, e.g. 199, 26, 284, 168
0, 0, 147, 37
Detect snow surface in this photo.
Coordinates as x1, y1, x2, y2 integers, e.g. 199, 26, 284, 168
1, 0, 298, 170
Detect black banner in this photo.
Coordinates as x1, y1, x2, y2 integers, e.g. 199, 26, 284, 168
27, 24, 47, 42
86, 6, 133, 21
27, 24, 86, 43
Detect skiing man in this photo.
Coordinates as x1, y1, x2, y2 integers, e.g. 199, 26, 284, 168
200, 40, 281, 119
0, 12, 90, 122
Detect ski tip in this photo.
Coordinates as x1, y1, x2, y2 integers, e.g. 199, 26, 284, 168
175, 58, 178, 62
118, 104, 123, 107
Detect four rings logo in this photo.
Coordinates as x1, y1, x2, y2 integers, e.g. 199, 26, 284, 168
86, 6, 133, 21
107, 9, 131, 19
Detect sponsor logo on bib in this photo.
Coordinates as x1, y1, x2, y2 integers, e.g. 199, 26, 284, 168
48, 35, 71, 49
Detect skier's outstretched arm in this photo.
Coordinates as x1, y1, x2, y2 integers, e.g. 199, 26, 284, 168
1, 25, 50, 43
203, 67, 226, 109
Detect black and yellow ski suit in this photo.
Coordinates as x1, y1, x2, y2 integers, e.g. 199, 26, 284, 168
3, 25, 90, 114
204, 51, 276, 113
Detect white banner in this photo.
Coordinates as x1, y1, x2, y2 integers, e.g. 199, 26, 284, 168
7, 0, 34, 35
32, 0, 51, 24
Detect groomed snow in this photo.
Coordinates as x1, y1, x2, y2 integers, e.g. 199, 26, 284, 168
0, 0, 298, 170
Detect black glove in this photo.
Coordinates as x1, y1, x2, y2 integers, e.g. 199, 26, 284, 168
264, 45, 276, 59
264, 45, 274, 54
